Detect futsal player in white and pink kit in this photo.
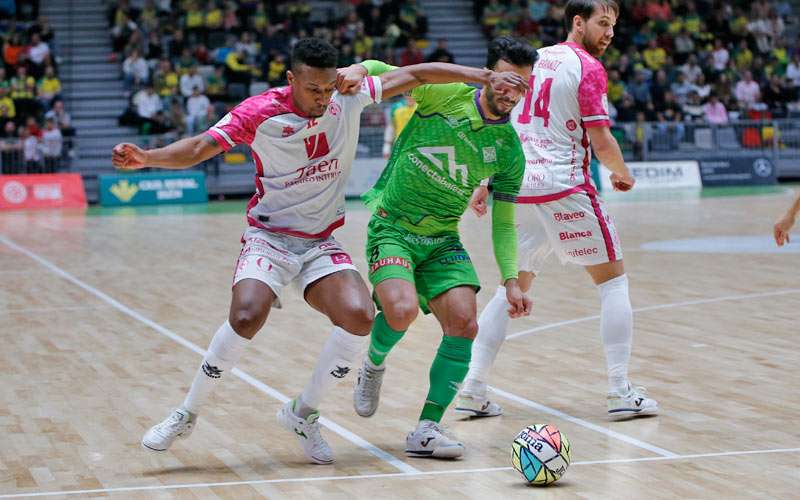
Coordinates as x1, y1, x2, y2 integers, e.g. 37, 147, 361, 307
111, 38, 529, 464
458, 0, 660, 419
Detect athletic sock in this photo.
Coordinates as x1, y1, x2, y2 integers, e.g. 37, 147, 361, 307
296, 326, 369, 418
464, 286, 511, 393
367, 312, 406, 367
182, 321, 250, 415
420, 335, 473, 423
598, 274, 633, 394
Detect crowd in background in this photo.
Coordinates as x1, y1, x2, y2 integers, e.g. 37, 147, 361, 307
0, 0, 70, 174
475, 0, 799, 153
109, 0, 438, 140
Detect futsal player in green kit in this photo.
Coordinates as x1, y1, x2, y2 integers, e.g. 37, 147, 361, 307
338, 37, 537, 458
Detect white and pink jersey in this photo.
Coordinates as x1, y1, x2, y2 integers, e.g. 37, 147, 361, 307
206, 76, 382, 238
510, 42, 610, 202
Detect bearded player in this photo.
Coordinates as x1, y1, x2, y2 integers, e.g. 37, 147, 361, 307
459, 0, 659, 420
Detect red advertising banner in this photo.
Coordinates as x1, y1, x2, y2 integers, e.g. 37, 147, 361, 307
0, 174, 87, 210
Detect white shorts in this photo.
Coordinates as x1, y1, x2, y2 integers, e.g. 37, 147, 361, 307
517, 191, 622, 275
233, 227, 358, 307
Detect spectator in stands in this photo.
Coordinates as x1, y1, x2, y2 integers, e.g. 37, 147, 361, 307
398, 0, 427, 39
176, 47, 198, 74
0, 86, 14, 123
353, 27, 374, 62
42, 118, 62, 173
20, 126, 40, 173
27, 32, 50, 79
400, 39, 424, 67
482, 0, 504, 38
37, 65, 60, 107
110, 10, 138, 58
629, 70, 652, 107
180, 64, 205, 98
133, 84, 164, 132
671, 72, 695, 105
165, 97, 186, 137
426, 39, 454, 64
735, 70, 762, 109
205, 65, 227, 101
383, 95, 416, 158
682, 91, 705, 122
711, 39, 730, 73
183, 1, 206, 44
3, 33, 26, 69
673, 29, 695, 66
703, 93, 729, 124
266, 51, 286, 88
123, 49, 149, 89
528, 0, 549, 22
10, 66, 37, 119
146, 31, 164, 61
0, 120, 20, 174
763, 74, 795, 117
681, 55, 703, 84
185, 86, 210, 135
786, 53, 800, 88
650, 69, 670, 110
153, 58, 179, 100
44, 100, 74, 156
643, 39, 667, 71
225, 46, 253, 86
168, 29, 187, 60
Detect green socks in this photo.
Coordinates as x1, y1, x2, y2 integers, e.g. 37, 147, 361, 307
420, 335, 473, 423
367, 312, 406, 367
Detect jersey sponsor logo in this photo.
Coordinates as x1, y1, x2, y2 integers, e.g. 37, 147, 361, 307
403, 233, 450, 246
282, 125, 295, 137
553, 211, 586, 222
566, 119, 578, 131
566, 247, 599, 258
407, 150, 469, 196
457, 131, 479, 152
417, 146, 469, 187
319, 241, 340, 251
331, 253, 353, 265
287, 158, 341, 187
536, 58, 563, 71
306, 117, 319, 129
483, 146, 497, 163
519, 133, 554, 149
327, 101, 341, 116
304, 132, 330, 160
559, 230, 592, 241
370, 256, 412, 273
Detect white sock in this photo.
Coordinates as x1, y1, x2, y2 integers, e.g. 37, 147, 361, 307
598, 274, 633, 394
464, 286, 511, 395
297, 326, 369, 417
182, 321, 250, 415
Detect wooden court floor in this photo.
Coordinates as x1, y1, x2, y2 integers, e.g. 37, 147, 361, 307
1, 187, 798, 499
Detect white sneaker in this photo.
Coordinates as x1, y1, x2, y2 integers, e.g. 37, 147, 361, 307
353, 360, 385, 417
276, 400, 333, 465
455, 392, 503, 417
405, 420, 465, 459
607, 384, 659, 419
141, 408, 196, 452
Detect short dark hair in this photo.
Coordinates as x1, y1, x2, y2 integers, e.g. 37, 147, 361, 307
291, 38, 338, 70
485, 36, 538, 70
564, 0, 619, 32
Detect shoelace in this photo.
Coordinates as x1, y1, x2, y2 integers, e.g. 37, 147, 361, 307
305, 419, 329, 453
361, 367, 383, 395
158, 412, 187, 435
423, 421, 457, 440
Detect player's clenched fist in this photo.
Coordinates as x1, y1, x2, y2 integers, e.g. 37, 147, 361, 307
504, 278, 532, 318
112, 143, 147, 170
610, 171, 635, 191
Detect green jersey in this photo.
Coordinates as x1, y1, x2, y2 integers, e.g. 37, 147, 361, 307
363, 82, 525, 236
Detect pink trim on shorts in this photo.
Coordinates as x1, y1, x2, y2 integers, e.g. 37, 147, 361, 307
586, 191, 616, 262
246, 215, 346, 240
517, 184, 595, 203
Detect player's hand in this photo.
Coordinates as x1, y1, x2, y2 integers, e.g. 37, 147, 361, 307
336, 64, 368, 95
610, 171, 635, 191
469, 185, 489, 217
112, 143, 147, 170
487, 70, 529, 97
504, 278, 532, 318
774, 213, 795, 246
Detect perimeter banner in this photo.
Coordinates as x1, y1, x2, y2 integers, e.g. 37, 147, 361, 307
99, 171, 208, 206
0, 173, 87, 210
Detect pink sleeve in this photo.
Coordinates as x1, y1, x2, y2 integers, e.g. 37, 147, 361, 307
206, 96, 263, 151
578, 63, 611, 128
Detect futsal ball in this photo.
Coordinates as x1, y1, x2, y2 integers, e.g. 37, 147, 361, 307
511, 424, 571, 485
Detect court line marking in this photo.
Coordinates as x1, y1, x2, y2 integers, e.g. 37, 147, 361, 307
488, 386, 678, 457
507, 288, 800, 340
2, 447, 797, 498
0, 235, 419, 475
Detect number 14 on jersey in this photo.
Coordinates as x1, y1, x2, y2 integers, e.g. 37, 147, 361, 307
517, 76, 553, 127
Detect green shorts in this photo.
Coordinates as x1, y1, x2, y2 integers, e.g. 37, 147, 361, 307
366, 214, 480, 314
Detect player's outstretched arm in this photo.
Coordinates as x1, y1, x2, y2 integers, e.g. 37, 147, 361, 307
587, 126, 635, 192
492, 199, 532, 318
336, 60, 528, 101
112, 134, 223, 170
774, 191, 800, 246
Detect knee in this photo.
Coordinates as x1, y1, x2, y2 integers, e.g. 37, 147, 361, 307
331, 300, 375, 336
228, 301, 268, 338
383, 301, 418, 331
446, 315, 479, 339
